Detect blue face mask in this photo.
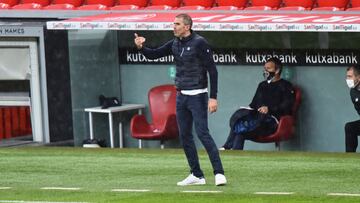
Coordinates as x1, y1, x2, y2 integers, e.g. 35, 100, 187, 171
263, 70, 276, 83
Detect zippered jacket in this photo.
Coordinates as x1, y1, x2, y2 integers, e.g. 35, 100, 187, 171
141, 31, 218, 99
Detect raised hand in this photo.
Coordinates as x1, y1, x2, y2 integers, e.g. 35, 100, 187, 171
258, 106, 269, 114
134, 33, 146, 49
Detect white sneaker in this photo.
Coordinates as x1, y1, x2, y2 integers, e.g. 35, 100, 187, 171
177, 174, 206, 186
215, 174, 227, 186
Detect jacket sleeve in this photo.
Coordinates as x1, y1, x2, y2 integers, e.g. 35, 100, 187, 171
140, 39, 173, 59
249, 83, 263, 109
197, 38, 218, 99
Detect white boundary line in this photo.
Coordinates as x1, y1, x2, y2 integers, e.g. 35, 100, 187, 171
255, 192, 294, 195
0, 201, 88, 203
328, 193, 360, 197
111, 189, 150, 192
40, 187, 81, 191
182, 190, 223, 193
0, 187, 11, 190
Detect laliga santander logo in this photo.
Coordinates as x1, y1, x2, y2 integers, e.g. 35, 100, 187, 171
333, 24, 356, 31
80, 22, 101, 29
52, 22, 73, 29
219, 24, 243, 30
107, 23, 130, 29
104, 14, 157, 22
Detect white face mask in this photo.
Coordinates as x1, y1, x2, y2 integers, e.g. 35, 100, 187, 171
346, 79, 355, 88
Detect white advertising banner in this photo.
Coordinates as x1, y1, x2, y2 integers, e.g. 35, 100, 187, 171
47, 12, 360, 32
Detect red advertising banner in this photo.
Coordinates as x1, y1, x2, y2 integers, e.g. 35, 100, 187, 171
47, 12, 360, 32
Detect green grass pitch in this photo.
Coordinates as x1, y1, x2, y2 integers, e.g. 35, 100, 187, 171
0, 147, 360, 202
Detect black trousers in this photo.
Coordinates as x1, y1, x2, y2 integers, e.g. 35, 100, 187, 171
345, 120, 360, 152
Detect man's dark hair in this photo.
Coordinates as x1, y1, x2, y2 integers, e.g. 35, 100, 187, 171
266, 57, 283, 75
176, 13, 193, 29
347, 64, 360, 76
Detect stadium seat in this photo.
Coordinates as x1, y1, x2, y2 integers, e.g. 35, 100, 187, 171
316, 0, 349, 10
283, 0, 314, 9
0, 107, 32, 139
177, 5, 205, 10
44, 3, 75, 9
151, 0, 180, 7
0, 2, 10, 8
217, 0, 247, 7
183, 0, 214, 8
144, 5, 172, 10
211, 6, 239, 10
12, 3, 42, 9
86, 0, 114, 7
3, 108, 11, 138
77, 4, 108, 9
244, 6, 273, 10
312, 7, 341, 11
251, 0, 281, 8
252, 86, 302, 149
347, 7, 360, 11
352, 0, 360, 7
0, 108, 3, 139
278, 6, 307, 11
117, 0, 148, 7
110, 4, 138, 9
0, 0, 19, 7
49, 0, 83, 7
130, 84, 179, 149
21, 0, 50, 6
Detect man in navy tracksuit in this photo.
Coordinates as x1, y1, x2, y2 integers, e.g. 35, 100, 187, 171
134, 13, 226, 186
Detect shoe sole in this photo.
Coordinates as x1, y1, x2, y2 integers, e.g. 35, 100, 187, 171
83, 144, 100, 148
177, 181, 206, 186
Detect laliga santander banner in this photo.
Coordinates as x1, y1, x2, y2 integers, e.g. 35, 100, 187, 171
47, 12, 360, 32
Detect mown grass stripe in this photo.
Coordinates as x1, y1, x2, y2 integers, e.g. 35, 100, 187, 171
255, 192, 294, 195
182, 190, 223, 193
111, 189, 150, 192
328, 193, 360, 197
40, 187, 81, 191
0, 187, 11, 190
0, 200, 88, 203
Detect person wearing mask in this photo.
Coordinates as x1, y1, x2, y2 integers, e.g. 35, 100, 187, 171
221, 57, 295, 150
345, 64, 360, 152
134, 13, 226, 186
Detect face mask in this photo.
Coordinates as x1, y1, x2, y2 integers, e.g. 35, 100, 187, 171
346, 79, 356, 88
263, 70, 276, 83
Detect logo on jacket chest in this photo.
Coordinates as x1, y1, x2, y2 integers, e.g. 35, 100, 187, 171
180, 47, 191, 57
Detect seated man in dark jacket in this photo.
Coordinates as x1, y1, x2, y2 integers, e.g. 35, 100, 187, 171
221, 57, 295, 150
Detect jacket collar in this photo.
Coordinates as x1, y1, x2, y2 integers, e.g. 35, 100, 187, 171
179, 30, 195, 42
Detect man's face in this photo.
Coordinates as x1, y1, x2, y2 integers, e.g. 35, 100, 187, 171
346, 68, 360, 88
173, 17, 190, 38
347, 68, 356, 80
264, 62, 276, 73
